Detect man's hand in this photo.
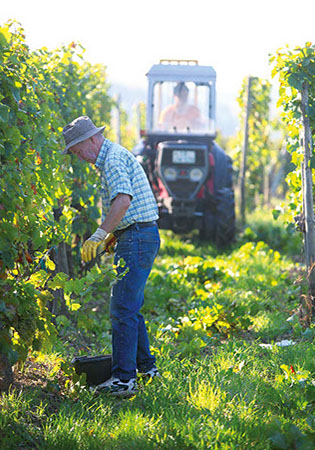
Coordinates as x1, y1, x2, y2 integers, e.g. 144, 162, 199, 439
82, 228, 111, 262
99, 233, 116, 254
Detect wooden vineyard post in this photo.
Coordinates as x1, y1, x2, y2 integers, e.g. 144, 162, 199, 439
239, 76, 253, 227
137, 102, 141, 139
116, 94, 121, 145
301, 81, 315, 314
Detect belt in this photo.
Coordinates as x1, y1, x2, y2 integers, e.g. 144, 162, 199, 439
113, 221, 157, 238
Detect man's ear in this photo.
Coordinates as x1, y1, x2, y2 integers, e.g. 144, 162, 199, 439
90, 134, 103, 146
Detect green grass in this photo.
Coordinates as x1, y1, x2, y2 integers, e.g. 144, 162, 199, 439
238, 207, 302, 258
1, 215, 315, 449
1, 341, 314, 449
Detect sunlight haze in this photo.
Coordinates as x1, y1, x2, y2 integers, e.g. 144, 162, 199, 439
1, 0, 314, 134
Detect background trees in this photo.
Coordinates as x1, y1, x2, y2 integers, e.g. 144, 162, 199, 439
230, 77, 289, 222
270, 43, 315, 313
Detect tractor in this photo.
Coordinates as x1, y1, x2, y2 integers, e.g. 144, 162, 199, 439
132, 60, 235, 247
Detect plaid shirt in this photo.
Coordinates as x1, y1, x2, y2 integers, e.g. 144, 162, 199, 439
95, 139, 159, 231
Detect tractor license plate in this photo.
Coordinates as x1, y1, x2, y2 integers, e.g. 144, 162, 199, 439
172, 150, 196, 164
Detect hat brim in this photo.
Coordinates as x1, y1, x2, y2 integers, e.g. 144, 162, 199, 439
62, 125, 106, 155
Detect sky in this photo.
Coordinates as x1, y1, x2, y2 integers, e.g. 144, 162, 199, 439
1, 0, 314, 132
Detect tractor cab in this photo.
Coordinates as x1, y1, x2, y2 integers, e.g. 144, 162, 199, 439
146, 59, 216, 137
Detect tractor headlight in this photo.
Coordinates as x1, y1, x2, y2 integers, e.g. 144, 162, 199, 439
189, 168, 203, 182
164, 167, 177, 181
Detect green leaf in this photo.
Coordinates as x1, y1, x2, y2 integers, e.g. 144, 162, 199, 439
56, 315, 71, 327
11, 86, 20, 103
0, 30, 9, 47
0, 104, 10, 123
272, 209, 281, 220
89, 205, 100, 220
48, 272, 69, 290
45, 257, 56, 271
309, 156, 315, 169
65, 278, 85, 296
69, 302, 81, 311
287, 72, 304, 90
306, 415, 315, 430
307, 62, 315, 76
28, 270, 50, 287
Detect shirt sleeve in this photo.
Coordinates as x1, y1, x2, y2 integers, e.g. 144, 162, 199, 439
105, 158, 134, 203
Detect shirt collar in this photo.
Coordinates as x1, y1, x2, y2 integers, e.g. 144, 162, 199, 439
95, 139, 111, 169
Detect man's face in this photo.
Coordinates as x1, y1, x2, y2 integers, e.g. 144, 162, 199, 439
175, 90, 188, 106
69, 136, 99, 163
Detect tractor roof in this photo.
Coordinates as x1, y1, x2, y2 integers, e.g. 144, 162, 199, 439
147, 61, 216, 84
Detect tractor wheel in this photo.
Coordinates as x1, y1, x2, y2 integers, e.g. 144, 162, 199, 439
199, 209, 216, 242
215, 188, 235, 248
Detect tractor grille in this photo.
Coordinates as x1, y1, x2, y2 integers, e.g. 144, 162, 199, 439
167, 180, 199, 198
157, 141, 208, 200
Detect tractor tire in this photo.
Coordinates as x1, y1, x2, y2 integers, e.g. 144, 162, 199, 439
215, 187, 235, 248
199, 209, 216, 242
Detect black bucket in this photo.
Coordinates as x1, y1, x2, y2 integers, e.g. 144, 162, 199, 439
72, 354, 112, 387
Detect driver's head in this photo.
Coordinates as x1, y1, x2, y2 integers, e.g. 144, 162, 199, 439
174, 82, 189, 103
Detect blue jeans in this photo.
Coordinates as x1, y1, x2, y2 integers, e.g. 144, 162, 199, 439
110, 223, 160, 381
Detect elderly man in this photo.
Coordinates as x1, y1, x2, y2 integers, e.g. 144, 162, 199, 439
62, 116, 160, 397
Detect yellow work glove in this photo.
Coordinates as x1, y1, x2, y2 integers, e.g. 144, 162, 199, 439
99, 233, 116, 254
82, 228, 114, 263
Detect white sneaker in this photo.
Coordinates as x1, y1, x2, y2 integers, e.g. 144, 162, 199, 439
93, 376, 137, 397
140, 367, 161, 382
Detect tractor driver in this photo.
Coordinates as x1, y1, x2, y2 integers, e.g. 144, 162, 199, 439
159, 82, 202, 131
